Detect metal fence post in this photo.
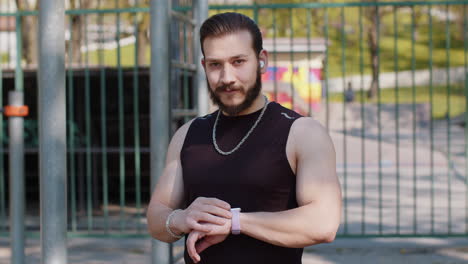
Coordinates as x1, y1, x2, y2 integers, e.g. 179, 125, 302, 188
194, 0, 209, 116
38, 0, 67, 263
9, 91, 25, 264
150, 0, 171, 263
10, 14, 25, 264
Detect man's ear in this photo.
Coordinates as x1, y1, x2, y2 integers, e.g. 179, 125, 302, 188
258, 49, 268, 74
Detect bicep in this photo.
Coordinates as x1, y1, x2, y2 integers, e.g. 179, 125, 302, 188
149, 121, 193, 210
292, 119, 341, 209
150, 156, 185, 209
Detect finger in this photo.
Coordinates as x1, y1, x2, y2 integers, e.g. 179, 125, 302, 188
186, 233, 195, 261
201, 205, 233, 219
197, 212, 229, 225
187, 219, 213, 233
186, 233, 202, 263
202, 198, 231, 211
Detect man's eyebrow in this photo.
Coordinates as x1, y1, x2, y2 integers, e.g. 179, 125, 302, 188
205, 54, 249, 61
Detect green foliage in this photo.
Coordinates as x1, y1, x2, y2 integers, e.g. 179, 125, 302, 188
87, 43, 149, 66
251, 3, 466, 78
0, 53, 8, 64
87, 2, 467, 78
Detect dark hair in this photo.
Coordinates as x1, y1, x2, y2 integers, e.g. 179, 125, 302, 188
200, 12, 263, 57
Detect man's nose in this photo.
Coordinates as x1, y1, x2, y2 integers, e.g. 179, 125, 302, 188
220, 64, 235, 85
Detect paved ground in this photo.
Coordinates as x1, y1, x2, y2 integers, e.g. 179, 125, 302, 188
322, 103, 468, 235
1, 237, 468, 264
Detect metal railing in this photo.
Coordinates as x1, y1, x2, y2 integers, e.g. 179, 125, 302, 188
0, 0, 467, 246
206, 1, 468, 238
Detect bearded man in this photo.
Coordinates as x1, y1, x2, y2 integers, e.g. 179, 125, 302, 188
147, 12, 342, 264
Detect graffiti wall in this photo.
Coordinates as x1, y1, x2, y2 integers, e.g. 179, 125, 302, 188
262, 66, 322, 115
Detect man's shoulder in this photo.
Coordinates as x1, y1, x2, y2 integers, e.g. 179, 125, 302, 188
172, 111, 218, 148
171, 119, 195, 146
290, 117, 331, 145
291, 117, 324, 132
290, 117, 335, 158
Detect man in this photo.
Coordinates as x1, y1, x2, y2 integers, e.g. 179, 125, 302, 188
147, 12, 342, 264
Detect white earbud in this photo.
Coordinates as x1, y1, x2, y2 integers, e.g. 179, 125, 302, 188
259, 61, 265, 68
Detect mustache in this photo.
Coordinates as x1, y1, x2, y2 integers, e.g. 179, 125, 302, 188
215, 84, 241, 93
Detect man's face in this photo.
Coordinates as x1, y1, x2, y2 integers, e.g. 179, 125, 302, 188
202, 30, 264, 116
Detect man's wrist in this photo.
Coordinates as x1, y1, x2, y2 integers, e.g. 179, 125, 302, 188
166, 209, 185, 238
230, 208, 241, 235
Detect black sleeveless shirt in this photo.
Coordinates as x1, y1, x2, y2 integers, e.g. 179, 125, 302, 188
181, 101, 303, 264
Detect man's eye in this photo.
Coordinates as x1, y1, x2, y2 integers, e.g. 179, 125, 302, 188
233, 60, 244, 65
209, 63, 220, 67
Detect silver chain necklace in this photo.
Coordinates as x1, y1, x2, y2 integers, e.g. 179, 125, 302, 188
212, 96, 269, 156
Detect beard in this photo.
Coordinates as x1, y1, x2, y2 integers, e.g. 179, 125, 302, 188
207, 67, 262, 116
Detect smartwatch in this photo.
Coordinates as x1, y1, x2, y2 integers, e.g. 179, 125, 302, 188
230, 208, 241, 235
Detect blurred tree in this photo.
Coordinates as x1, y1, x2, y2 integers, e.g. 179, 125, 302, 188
122, 0, 150, 65
453, 5, 467, 43
15, 0, 38, 66
69, 0, 92, 65
362, 0, 405, 98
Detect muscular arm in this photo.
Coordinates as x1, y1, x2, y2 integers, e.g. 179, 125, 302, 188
239, 118, 342, 248
146, 120, 232, 243
146, 121, 191, 243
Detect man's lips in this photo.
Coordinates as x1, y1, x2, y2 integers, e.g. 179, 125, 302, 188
223, 88, 239, 93
217, 87, 240, 93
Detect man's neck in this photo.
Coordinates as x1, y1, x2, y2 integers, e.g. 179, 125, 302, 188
222, 94, 266, 116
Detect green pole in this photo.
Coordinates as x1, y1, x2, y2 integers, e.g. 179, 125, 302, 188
253, 2, 258, 23
67, 15, 77, 232
411, 5, 417, 235
6, 1, 12, 68
359, 6, 366, 235
289, 8, 294, 109
84, 11, 93, 232
445, 3, 452, 234
376, 5, 383, 235
393, 5, 401, 235
340, 6, 348, 235
272, 9, 278, 102
428, 4, 435, 235
116, 0, 126, 233
324, 8, 330, 132
98, 0, 109, 234
465, 71, 468, 234
15, 15, 23, 93
133, 2, 142, 233
183, 20, 189, 123
306, 9, 312, 116
464, 3, 468, 235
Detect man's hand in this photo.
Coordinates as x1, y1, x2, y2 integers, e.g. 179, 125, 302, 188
171, 197, 232, 235
186, 220, 231, 263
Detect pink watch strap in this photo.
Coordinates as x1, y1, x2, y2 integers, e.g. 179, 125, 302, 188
231, 208, 241, 235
